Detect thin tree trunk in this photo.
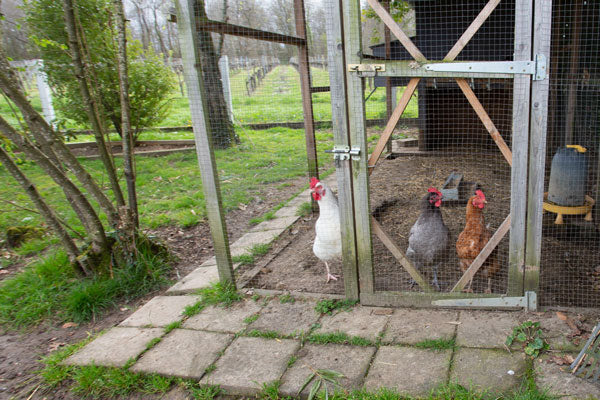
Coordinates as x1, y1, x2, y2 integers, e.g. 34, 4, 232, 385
114, 0, 139, 229
217, 0, 229, 58
0, 116, 109, 259
62, 0, 126, 208
0, 146, 89, 276
0, 40, 120, 227
152, 6, 167, 56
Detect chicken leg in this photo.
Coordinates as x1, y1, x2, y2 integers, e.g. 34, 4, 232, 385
325, 261, 338, 283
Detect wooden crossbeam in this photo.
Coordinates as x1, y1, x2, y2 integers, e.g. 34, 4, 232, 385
366, 0, 427, 62
196, 19, 306, 46
444, 0, 502, 61
368, 78, 420, 173
455, 78, 513, 166
451, 215, 511, 292
371, 216, 434, 293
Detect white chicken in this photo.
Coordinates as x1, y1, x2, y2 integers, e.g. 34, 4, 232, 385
310, 177, 341, 282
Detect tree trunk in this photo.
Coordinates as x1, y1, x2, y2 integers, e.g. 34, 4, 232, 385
195, 0, 237, 149
0, 116, 110, 263
0, 40, 120, 227
0, 145, 90, 276
62, 0, 126, 208
114, 0, 139, 230
152, 6, 167, 56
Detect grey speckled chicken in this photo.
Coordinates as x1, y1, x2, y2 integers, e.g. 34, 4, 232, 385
406, 187, 450, 290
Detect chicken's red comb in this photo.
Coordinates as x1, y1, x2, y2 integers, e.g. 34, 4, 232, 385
475, 189, 486, 200
309, 177, 320, 189
427, 187, 441, 196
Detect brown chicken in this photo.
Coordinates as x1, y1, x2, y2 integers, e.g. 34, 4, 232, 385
456, 190, 500, 293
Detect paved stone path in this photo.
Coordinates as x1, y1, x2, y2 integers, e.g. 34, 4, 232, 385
63, 177, 600, 399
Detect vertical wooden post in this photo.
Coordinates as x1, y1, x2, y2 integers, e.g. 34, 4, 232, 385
218, 55, 234, 123
34, 60, 56, 127
383, 0, 393, 154
294, 0, 319, 181
507, 0, 532, 296
564, 0, 581, 145
325, 0, 359, 300
525, 0, 553, 296
176, 0, 235, 285
343, 0, 375, 295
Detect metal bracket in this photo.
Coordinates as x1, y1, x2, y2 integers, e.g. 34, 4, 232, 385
431, 291, 537, 310
325, 146, 361, 167
347, 64, 385, 77
424, 55, 547, 81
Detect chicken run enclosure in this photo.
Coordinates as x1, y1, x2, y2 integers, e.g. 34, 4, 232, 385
176, 0, 600, 310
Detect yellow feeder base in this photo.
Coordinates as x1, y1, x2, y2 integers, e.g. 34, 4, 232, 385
543, 193, 595, 225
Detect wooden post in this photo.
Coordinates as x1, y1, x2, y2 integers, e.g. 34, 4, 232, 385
383, 0, 393, 154
218, 55, 234, 123
507, 0, 532, 296
325, 0, 359, 300
294, 0, 319, 181
176, 0, 235, 285
33, 60, 56, 127
564, 0, 581, 145
525, 0, 553, 296
343, 0, 374, 295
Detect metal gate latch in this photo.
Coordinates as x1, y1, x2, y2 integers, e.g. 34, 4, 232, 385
325, 146, 361, 167
347, 64, 385, 77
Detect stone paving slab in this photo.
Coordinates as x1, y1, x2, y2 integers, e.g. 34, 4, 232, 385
456, 310, 521, 348
200, 336, 300, 396
167, 265, 219, 294
383, 309, 458, 345
249, 298, 320, 336
119, 295, 198, 327
279, 343, 376, 398
183, 299, 263, 333
251, 216, 300, 232
230, 230, 283, 257
315, 306, 390, 342
363, 346, 451, 396
64, 327, 164, 367
535, 355, 600, 399
130, 329, 233, 379
450, 348, 527, 394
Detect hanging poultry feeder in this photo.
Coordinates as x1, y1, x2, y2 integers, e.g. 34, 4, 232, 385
543, 145, 594, 224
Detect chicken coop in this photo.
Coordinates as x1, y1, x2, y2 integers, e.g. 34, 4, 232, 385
176, 0, 600, 311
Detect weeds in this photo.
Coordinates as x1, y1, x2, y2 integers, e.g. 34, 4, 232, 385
298, 367, 345, 400
296, 202, 313, 217
183, 281, 242, 317
506, 321, 549, 358
243, 314, 259, 324
314, 299, 359, 316
246, 329, 283, 339
414, 338, 456, 351
279, 293, 295, 304
307, 332, 374, 347
164, 321, 182, 334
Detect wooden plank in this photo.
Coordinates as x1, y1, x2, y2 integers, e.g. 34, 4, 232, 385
371, 216, 434, 293
343, 0, 375, 294
384, 0, 392, 154
294, 0, 318, 181
196, 19, 306, 46
456, 78, 513, 166
352, 60, 514, 79
525, 0, 552, 295
444, 0, 502, 61
368, 78, 419, 172
365, 0, 426, 62
564, 0, 581, 144
325, 0, 359, 300
361, 291, 501, 308
451, 215, 511, 293
507, 0, 532, 296
176, 0, 234, 285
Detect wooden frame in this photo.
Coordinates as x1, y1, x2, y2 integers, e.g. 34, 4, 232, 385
176, 0, 235, 284
343, 0, 536, 306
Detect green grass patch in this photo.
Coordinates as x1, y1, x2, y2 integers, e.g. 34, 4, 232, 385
164, 320, 182, 334
307, 332, 374, 347
413, 338, 456, 351
243, 313, 259, 324
296, 201, 313, 217
279, 293, 295, 304
180, 381, 223, 400
232, 254, 255, 266
246, 329, 283, 339
251, 243, 272, 257
314, 299, 359, 316
249, 211, 276, 225
182, 281, 242, 317
259, 380, 283, 400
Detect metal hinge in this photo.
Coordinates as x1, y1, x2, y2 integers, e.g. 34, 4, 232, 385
347, 64, 385, 77
431, 291, 537, 310
325, 146, 361, 167
424, 54, 547, 80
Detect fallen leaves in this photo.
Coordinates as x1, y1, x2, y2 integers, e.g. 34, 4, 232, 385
547, 354, 575, 366
61, 322, 78, 329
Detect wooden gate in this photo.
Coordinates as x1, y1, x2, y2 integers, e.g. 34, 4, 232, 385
327, 0, 552, 309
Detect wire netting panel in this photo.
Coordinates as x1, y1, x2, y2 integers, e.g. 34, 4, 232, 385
364, 0, 519, 296
540, 0, 600, 308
